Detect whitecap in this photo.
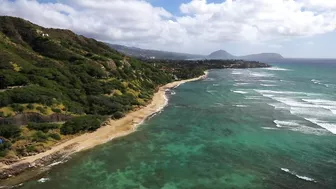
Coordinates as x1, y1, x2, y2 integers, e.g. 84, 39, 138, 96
259, 80, 277, 83
48, 159, 68, 167
38, 178, 50, 183
234, 105, 248, 107
212, 84, 220, 86
231, 90, 248, 94
311, 79, 322, 85
264, 67, 290, 71
255, 90, 309, 96
234, 83, 249, 86
262, 127, 279, 130
245, 96, 263, 100
205, 78, 215, 81
304, 118, 336, 134
260, 84, 277, 87
250, 72, 274, 77
273, 120, 329, 135
281, 168, 316, 182
232, 71, 243, 75
302, 99, 336, 115
268, 103, 288, 109
274, 120, 300, 128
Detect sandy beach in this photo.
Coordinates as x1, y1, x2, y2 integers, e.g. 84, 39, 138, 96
0, 72, 207, 179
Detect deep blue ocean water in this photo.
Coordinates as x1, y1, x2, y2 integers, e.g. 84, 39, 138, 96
7, 59, 336, 188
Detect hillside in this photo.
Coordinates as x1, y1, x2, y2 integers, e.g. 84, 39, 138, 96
108, 44, 203, 60
207, 50, 235, 59
0, 16, 172, 160
239, 53, 284, 61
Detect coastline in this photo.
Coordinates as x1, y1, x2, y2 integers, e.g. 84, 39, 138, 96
0, 71, 208, 182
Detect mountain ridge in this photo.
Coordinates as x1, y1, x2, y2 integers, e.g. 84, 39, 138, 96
109, 44, 284, 61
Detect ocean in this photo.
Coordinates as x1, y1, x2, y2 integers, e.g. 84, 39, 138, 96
15, 59, 336, 188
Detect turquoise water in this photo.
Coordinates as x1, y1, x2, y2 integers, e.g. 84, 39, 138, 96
15, 60, 336, 188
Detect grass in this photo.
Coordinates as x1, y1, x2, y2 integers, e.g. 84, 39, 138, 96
0, 103, 67, 117
0, 107, 15, 117
10, 62, 22, 72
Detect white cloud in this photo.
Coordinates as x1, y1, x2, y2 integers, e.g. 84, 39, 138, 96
0, 0, 335, 55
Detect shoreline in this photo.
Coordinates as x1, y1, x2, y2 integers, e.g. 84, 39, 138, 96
0, 72, 208, 183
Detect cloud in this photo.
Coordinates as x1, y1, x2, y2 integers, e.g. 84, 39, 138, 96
0, 0, 335, 54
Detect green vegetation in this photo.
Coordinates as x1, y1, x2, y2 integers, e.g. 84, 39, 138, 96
61, 115, 105, 135
27, 123, 60, 133
144, 59, 270, 80
0, 125, 21, 139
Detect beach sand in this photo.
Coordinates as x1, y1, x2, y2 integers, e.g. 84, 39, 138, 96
0, 72, 207, 177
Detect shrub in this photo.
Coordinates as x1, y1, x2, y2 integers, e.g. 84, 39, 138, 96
49, 133, 61, 140
0, 141, 11, 157
61, 115, 104, 135
51, 108, 61, 113
111, 111, 124, 120
27, 103, 34, 109
0, 125, 21, 139
11, 104, 24, 112
27, 123, 59, 133
32, 131, 48, 142
36, 106, 47, 114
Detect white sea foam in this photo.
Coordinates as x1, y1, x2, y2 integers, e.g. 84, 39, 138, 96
234, 83, 249, 86
289, 125, 329, 136
234, 105, 248, 107
274, 120, 300, 128
304, 118, 336, 134
273, 119, 329, 135
311, 79, 334, 88
245, 96, 263, 100
231, 90, 248, 94
281, 168, 316, 182
264, 67, 290, 71
170, 91, 176, 95
255, 89, 308, 95
311, 79, 322, 85
250, 72, 274, 77
259, 80, 277, 83
260, 84, 277, 87
38, 178, 50, 183
205, 78, 215, 81
302, 99, 336, 115
262, 127, 279, 130
207, 90, 217, 93
213, 84, 220, 86
232, 70, 244, 75
268, 103, 288, 109
48, 159, 69, 167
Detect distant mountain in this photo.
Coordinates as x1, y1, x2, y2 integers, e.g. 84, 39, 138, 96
206, 51, 283, 61
108, 44, 203, 60
240, 53, 284, 61
207, 50, 235, 59
108, 44, 284, 61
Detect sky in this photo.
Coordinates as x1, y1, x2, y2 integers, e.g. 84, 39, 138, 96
1, 0, 336, 58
